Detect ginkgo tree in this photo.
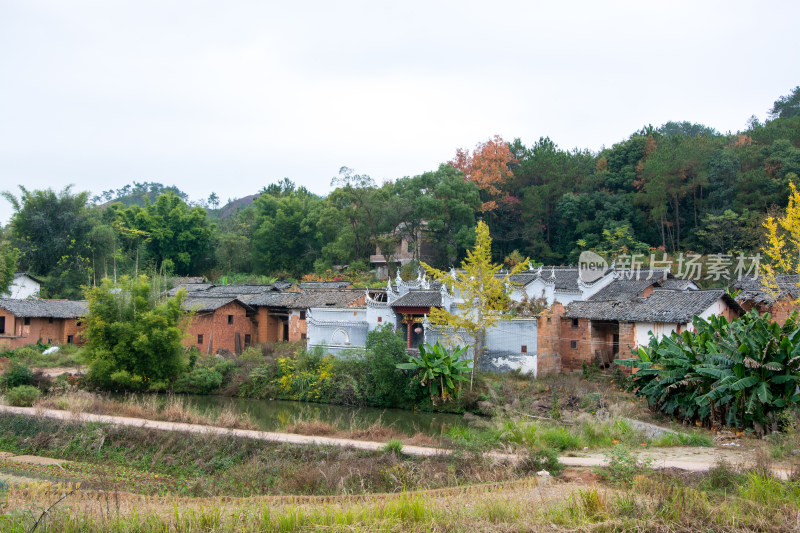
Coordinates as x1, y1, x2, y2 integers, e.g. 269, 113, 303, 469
761, 179, 800, 305
421, 221, 528, 389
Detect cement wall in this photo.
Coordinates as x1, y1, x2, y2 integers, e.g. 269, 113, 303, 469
424, 318, 538, 376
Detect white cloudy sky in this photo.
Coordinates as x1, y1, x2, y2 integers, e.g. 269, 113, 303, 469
1, 1, 798, 225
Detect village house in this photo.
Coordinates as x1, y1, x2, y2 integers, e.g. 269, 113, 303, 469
183, 296, 255, 355
733, 274, 798, 325
173, 282, 366, 353
558, 288, 742, 372
0, 298, 87, 349
2, 272, 43, 299
369, 223, 437, 280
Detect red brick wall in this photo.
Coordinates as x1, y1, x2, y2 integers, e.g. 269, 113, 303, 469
536, 303, 563, 376
616, 322, 636, 374
559, 317, 593, 372
186, 301, 254, 354
0, 311, 85, 350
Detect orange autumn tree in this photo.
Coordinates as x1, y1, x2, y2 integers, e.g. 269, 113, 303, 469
449, 135, 515, 212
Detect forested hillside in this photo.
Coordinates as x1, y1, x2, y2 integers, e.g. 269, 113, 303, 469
1, 87, 799, 298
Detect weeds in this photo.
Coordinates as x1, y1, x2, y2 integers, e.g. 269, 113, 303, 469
382, 439, 404, 455
600, 445, 653, 485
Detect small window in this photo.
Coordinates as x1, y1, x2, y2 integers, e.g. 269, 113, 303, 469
77, 321, 82, 327
570, 340, 577, 349
227, 315, 234, 325
546, 317, 551, 323
571, 318, 579, 328
521, 345, 527, 353
67, 335, 74, 344
299, 311, 306, 320
24, 317, 30, 326
0, 316, 4, 334
49, 317, 54, 324
197, 334, 203, 345
301, 333, 307, 340
244, 334, 251, 346
377, 316, 382, 323
47, 338, 52, 344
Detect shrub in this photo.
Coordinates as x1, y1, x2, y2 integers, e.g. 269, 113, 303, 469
362, 325, 425, 407
84, 275, 188, 391
2, 362, 33, 389
6, 385, 41, 407
601, 445, 652, 485
174, 367, 224, 394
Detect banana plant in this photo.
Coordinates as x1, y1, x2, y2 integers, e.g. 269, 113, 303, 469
396, 341, 472, 401
617, 310, 800, 434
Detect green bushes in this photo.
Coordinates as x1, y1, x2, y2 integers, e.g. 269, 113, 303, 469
617, 310, 800, 434
238, 326, 428, 409
174, 367, 224, 394
5, 385, 40, 406
1, 361, 33, 389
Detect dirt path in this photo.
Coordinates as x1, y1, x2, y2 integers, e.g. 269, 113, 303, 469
0, 405, 792, 479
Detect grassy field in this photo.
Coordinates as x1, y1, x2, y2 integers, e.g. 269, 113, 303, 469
3, 461, 800, 532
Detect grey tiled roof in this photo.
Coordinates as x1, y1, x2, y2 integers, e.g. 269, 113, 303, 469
589, 278, 659, 302
182, 297, 252, 313
299, 281, 351, 289
167, 283, 214, 296
0, 299, 88, 318
566, 290, 740, 323
734, 275, 799, 304
203, 284, 279, 296
390, 291, 442, 308
246, 290, 363, 309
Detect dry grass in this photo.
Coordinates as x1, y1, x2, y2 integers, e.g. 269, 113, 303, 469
285, 419, 440, 446
35, 391, 257, 430
7, 471, 800, 532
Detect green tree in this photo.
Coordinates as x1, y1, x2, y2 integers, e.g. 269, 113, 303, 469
0, 241, 19, 296
2, 186, 94, 298
84, 275, 188, 390
113, 193, 213, 276
251, 183, 324, 277
421, 221, 527, 389
769, 86, 800, 120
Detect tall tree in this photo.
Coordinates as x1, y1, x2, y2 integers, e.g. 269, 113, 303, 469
449, 135, 515, 212
251, 183, 324, 277
2, 186, 93, 298
421, 221, 527, 389
769, 86, 800, 120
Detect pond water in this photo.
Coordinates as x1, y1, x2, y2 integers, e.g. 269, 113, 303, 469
180, 395, 468, 436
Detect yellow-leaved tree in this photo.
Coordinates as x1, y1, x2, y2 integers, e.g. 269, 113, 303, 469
421, 221, 528, 389
761, 180, 800, 305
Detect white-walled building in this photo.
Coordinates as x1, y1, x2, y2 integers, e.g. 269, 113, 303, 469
3, 273, 42, 299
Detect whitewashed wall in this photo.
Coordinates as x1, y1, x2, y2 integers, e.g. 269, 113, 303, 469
4, 275, 40, 299
425, 318, 538, 376
633, 321, 681, 348
306, 307, 368, 356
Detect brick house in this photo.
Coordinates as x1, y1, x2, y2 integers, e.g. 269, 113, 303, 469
248, 290, 366, 344
0, 299, 88, 349
183, 297, 255, 354
733, 274, 797, 326
559, 289, 742, 372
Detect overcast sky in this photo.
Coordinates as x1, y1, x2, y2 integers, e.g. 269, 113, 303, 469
1, 1, 798, 225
